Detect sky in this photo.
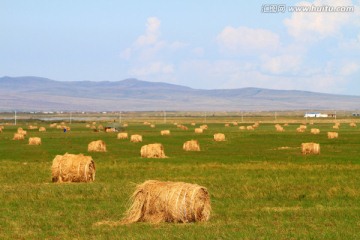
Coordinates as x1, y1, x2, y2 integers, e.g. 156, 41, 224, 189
1, 0, 360, 95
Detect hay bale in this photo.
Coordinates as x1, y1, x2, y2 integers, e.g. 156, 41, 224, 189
86, 124, 91, 128
97, 125, 104, 130
130, 134, 143, 143
310, 128, 320, 134
39, 127, 46, 132
123, 123, 128, 127
224, 123, 230, 127
49, 123, 57, 128
332, 125, 339, 129
327, 132, 338, 139
247, 126, 254, 130
56, 125, 63, 129
214, 133, 225, 141
160, 130, 170, 136
183, 140, 200, 151
195, 128, 203, 133
283, 123, 289, 127
88, 140, 107, 152
350, 122, 357, 127
150, 124, 156, 128
29, 137, 41, 145
17, 128, 27, 136
191, 123, 196, 126
106, 128, 115, 133
299, 125, 307, 130
275, 124, 284, 132
51, 153, 95, 183
296, 127, 305, 133
232, 122, 238, 126
28, 125, 38, 130
140, 143, 166, 158
117, 132, 128, 139
200, 125, 208, 130
143, 122, 151, 125
239, 126, 245, 130
121, 180, 211, 224
13, 133, 25, 140
301, 142, 320, 155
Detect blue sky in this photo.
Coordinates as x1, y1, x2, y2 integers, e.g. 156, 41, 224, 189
1, 0, 359, 95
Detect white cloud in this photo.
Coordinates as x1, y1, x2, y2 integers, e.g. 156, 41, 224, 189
217, 26, 280, 54
261, 54, 303, 74
340, 62, 360, 75
135, 17, 161, 47
284, 0, 355, 42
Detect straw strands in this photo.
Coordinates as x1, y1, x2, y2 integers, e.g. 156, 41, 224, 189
88, 140, 107, 152
121, 180, 211, 224
183, 140, 200, 151
140, 143, 167, 158
301, 142, 320, 155
130, 134, 142, 143
214, 133, 225, 141
29, 137, 41, 145
51, 153, 96, 183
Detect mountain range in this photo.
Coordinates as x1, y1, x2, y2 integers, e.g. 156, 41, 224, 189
0, 76, 359, 111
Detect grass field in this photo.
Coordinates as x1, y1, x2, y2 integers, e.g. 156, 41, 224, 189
0, 118, 360, 239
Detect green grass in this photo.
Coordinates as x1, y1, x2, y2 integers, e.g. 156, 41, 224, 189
0, 120, 360, 239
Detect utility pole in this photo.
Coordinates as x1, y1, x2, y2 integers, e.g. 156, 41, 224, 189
119, 111, 122, 123
14, 110, 17, 125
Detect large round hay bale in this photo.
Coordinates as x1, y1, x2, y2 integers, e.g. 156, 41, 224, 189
28, 125, 38, 130
29, 137, 41, 145
349, 122, 356, 127
140, 143, 166, 158
88, 140, 107, 152
239, 126, 245, 130
224, 123, 230, 127
17, 128, 27, 136
327, 132, 338, 139
85, 124, 91, 128
51, 153, 95, 183
39, 127, 46, 132
117, 132, 128, 139
247, 126, 254, 130
183, 140, 200, 151
200, 125, 208, 130
123, 123, 128, 127
194, 128, 203, 133
13, 133, 25, 140
296, 127, 305, 133
50, 123, 57, 128
97, 125, 104, 130
130, 134, 142, 143
232, 122, 238, 126
150, 124, 156, 128
301, 142, 320, 155
191, 122, 196, 126
214, 133, 225, 141
310, 128, 320, 134
275, 124, 284, 132
332, 125, 339, 129
160, 130, 170, 136
121, 180, 211, 224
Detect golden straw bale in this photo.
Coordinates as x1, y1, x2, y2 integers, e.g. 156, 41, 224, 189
97, 125, 104, 130
191, 123, 196, 126
332, 125, 339, 129
121, 180, 211, 224
92, 122, 96, 125
17, 128, 27, 136
239, 126, 245, 130
183, 140, 200, 151
88, 140, 107, 152
200, 125, 208, 130
50, 123, 57, 128
51, 153, 95, 183
296, 127, 305, 133
310, 121, 314, 125
39, 127, 46, 132
56, 125, 63, 129
13, 133, 25, 140
299, 125, 307, 130
106, 128, 115, 133
91, 125, 97, 130
310, 128, 320, 134
29, 137, 41, 145
117, 132, 128, 139
327, 132, 338, 139
283, 123, 289, 126
232, 122, 238, 126
28, 125, 38, 130
224, 123, 230, 127
349, 122, 357, 127
160, 130, 170, 136
140, 143, 166, 158
247, 126, 254, 130
214, 133, 226, 141
123, 123, 128, 127
0, 125, 4, 130
195, 128, 203, 133
150, 124, 156, 128
130, 134, 143, 143
0, 128, 2, 133
275, 124, 284, 132
143, 122, 151, 125
86, 124, 91, 128
253, 122, 260, 128
301, 142, 320, 155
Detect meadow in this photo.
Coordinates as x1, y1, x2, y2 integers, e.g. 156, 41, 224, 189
0, 117, 359, 239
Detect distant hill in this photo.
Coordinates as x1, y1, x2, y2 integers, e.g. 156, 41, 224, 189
0, 76, 359, 111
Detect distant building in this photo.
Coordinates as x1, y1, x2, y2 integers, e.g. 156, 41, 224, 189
304, 112, 328, 118
353, 113, 360, 117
